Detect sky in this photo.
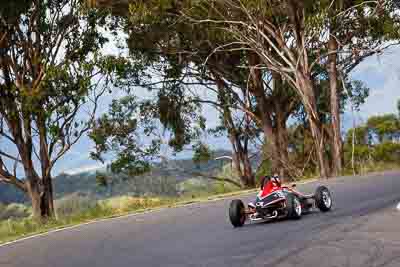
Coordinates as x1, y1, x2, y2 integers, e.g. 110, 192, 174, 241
351, 48, 400, 117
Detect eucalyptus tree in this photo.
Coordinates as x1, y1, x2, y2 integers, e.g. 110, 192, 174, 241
187, 0, 400, 177
317, 0, 400, 175
89, 0, 304, 183
89, 0, 399, 178
182, 0, 333, 177
0, 0, 118, 219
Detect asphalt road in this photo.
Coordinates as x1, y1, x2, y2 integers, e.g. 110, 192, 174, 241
1, 172, 400, 267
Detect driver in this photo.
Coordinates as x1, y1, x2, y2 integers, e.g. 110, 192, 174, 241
248, 173, 281, 210
271, 173, 281, 187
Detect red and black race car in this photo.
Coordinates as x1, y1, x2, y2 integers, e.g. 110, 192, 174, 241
229, 175, 332, 227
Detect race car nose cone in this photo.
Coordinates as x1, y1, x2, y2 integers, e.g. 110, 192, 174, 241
397, 202, 400, 211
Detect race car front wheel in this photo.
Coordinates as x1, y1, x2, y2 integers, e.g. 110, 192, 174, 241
286, 194, 302, 220
315, 186, 332, 212
229, 199, 246, 227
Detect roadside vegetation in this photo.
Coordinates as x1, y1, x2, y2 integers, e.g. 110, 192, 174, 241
0, 175, 244, 244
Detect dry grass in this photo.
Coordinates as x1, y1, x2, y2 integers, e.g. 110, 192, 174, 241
102, 196, 168, 213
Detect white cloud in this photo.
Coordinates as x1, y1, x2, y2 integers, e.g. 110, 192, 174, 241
63, 163, 106, 175
362, 75, 399, 116
351, 47, 400, 119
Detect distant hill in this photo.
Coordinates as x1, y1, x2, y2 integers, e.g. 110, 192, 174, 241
0, 150, 256, 204
0, 185, 28, 204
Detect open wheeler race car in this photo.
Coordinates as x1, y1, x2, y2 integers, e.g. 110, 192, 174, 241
229, 175, 332, 227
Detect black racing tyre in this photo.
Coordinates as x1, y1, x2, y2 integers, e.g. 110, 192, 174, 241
229, 199, 246, 227
286, 194, 302, 220
315, 186, 332, 212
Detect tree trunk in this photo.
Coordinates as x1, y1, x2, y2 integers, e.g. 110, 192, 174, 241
298, 74, 329, 179
262, 119, 280, 173
41, 175, 55, 218
212, 71, 255, 188
308, 117, 328, 178
241, 152, 255, 187
248, 52, 280, 173
275, 109, 290, 179
276, 121, 290, 177
26, 179, 42, 220
26, 176, 55, 220
230, 137, 243, 179
328, 36, 343, 176
229, 134, 255, 188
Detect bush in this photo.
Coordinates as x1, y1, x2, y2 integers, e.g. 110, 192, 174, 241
211, 181, 235, 195
177, 178, 209, 196
0, 203, 31, 220
55, 194, 98, 218
103, 196, 163, 213
192, 142, 213, 166
372, 142, 400, 162
344, 144, 372, 162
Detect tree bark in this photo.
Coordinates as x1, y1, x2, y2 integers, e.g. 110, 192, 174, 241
248, 53, 281, 174
275, 107, 289, 179
40, 175, 55, 218
213, 73, 255, 188
298, 74, 329, 178
261, 116, 280, 173
26, 177, 42, 220
328, 35, 343, 176
272, 73, 290, 180
26, 176, 54, 220
241, 151, 255, 187
38, 115, 55, 218
228, 133, 255, 188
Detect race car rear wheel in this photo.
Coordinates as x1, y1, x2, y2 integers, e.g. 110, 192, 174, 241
229, 199, 246, 227
315, 186, 332, 212
286, 194, 302, 220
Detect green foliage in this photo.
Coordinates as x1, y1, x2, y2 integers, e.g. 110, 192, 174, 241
286, 123, 317, 174
55, 194, 98, 218
344, 144, 371, 162
94, 0, 399, 181
343, 80, 370, 112
344, 112, 400, 173
367, 114, 400, 142
0, 0, 125, 218
372, 142, 400, 162
0, 203, 30, 220
255, 160, 272, 180
95, 172, 109, 188
156, 89, 202, 151
90, 96, 159, 175
345, 126, 370, 146
192, 142, 213, 165
0, 0, 32, 23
